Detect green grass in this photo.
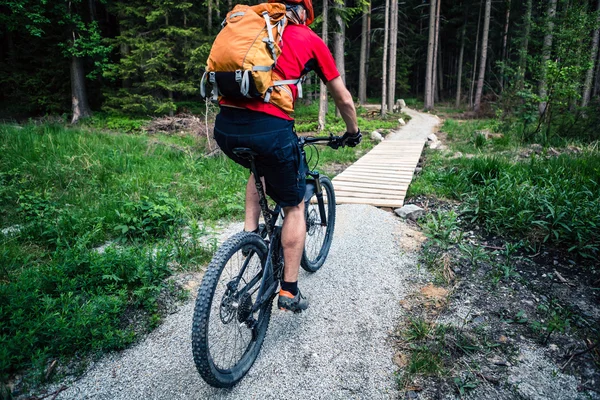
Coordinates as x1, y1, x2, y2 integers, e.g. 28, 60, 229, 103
0, 123, 245, 383
294, 100, 404, 134
409, 119, 600, 261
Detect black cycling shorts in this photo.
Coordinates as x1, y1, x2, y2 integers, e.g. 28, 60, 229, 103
214, 107, 308, 208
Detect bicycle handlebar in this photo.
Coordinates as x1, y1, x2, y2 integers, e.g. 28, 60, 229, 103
299, 135, 342, 148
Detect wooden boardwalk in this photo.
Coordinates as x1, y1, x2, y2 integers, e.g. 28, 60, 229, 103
332, 140, 425, 208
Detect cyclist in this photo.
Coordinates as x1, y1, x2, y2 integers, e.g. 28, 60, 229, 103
213, 0, 361, 313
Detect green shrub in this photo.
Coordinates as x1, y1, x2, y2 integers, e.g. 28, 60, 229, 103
415, 153, 600, 260
0, 240, 172, 381
115, 193, 186, 241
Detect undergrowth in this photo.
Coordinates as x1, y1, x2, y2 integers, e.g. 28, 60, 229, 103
409, 119, 600, 262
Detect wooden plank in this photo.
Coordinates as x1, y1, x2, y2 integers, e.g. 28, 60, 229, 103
335, 196, 404, 207
335, 173, 414, 181
333, 184, 407, 194
334, 189, 406, 198
345, 168, 416, 174
351, 163, 418, 170
358, 158, 420, 163
334, 175, 412, 185
334, 191, 404, 200
335, 173, 414, 182
333, 181, 408, 191
341, 169, 414, 175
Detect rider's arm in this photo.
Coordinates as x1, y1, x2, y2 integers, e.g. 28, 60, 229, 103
326, 76, 359, 135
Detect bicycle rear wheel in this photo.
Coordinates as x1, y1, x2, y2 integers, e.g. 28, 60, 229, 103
301, 175, 336, 272
192, 231, 271, 388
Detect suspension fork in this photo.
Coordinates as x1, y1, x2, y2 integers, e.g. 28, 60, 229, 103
307, 170, 327, 226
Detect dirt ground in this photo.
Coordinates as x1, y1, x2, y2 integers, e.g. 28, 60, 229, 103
392, 201, 600, 399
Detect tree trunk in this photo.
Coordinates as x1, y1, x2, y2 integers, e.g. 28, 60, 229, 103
455, 21, 466, 108
366, 2, 372, 79
594, 49, 600, 97
432, 0, 441, 104
215, 0, 221, 24
424, 0, 437, 110
318, 0, 329, 131
208, 0, 212, 35
518, 0, 532, 90
470, 0, 483, 109
539, 0, 557, 116
70, 56, 92, 124
500, 0, 511, 91
333, 0, 345, 117
358, 4, 369, 104
387, 0, 398, 112
381, 0, 390, 116
474, 0, 491, 113
582, 0, 600, 108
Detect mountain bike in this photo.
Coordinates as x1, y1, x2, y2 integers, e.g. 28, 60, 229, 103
191, 135, 343, 388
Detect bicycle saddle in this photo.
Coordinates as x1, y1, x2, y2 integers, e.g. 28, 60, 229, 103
232, 147, 258, 160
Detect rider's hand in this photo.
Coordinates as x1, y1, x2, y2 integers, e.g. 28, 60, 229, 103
341, 129, 362, 147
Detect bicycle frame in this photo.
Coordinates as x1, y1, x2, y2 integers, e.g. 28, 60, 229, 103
232, 135, 339, 333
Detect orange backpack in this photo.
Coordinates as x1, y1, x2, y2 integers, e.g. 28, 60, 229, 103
200, 3, 304, 115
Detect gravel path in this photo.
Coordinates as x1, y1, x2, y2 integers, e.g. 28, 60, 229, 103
386, 107, 441, 142
55, 205, 425, 400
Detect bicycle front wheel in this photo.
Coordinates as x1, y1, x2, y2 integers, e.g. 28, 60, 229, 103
301, 175, 336, 272
192, 231, 271, 388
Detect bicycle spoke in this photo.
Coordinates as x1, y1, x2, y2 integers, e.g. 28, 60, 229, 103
206, 244, 265, 371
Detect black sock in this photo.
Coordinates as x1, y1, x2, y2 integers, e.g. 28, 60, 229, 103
281, 280, 298, 296
245, 227, 259, 233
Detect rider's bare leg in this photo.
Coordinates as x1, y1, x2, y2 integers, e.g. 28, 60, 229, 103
244, 174, 264, 232
281, 201, 306, 283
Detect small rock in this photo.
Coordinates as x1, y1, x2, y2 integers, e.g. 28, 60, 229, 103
414, 167, 422, 174
427, 133, 439, 142
370, 131, 384, 142
398, 118, 406, 126
490, 357, 509, 366
522, 300, 534, 307
1, 225, 22, 236
406, 391, 418, 399
548, 344, 559, 352
394, 205, 425, 221
398, 99, 407, 108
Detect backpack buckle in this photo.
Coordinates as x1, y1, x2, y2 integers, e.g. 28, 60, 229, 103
235, 70, 242, 82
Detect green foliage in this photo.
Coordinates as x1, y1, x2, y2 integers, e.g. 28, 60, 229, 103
102, 1, 207, 115
421, 211, 463, 251
115, 193, 185, 241
0, 239, 172, 381
294, 100, 402, 134
528, 299, 574, 345
0, 123, 248, 384
86, 113, 150, 133
412, 120, 600, 262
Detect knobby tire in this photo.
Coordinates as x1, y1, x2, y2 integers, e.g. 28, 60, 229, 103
301, 176, 336, 272
191, 231, 271, 388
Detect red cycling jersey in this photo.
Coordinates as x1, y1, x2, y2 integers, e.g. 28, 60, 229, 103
220, 24, 340, 121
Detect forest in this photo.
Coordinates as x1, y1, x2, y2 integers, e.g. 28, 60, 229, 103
1, 0, 600, 142
2, 0, 600, 397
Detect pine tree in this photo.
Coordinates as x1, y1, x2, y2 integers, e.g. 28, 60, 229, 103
103, 1, 204, 115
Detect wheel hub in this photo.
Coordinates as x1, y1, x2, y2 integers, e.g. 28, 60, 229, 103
306, 208, 320, 236
219, 287, 237, 324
